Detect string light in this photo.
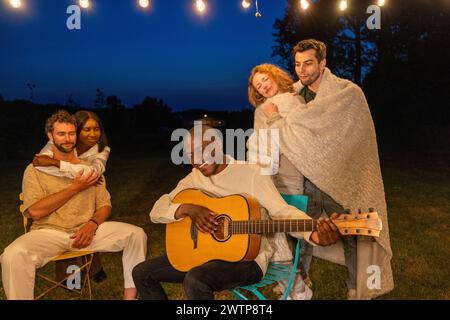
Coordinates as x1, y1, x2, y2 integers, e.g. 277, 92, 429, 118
79, 0, 90, 9
241, 0, 251, 9
339, 0, 348, 11
255, 0, 261, 18
139, 0, 150, 9
300, 0, 310, 11
4, 1, 390, 17
9, 0, 22, 9
195, 0, 206, 14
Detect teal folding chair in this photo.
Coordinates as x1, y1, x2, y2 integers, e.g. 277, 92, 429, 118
231, 194, 308, 300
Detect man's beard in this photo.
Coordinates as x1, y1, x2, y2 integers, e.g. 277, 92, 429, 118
300, 69, 321, 86
54, 142, 75, 153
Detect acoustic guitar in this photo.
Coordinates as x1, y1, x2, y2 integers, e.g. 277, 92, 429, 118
166, 189, 382, 272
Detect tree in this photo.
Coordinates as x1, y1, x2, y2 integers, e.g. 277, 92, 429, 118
65, 94, 78, 107
26, 83, 36, 101
106, 95, 124, 110
363, 0, 450, 141
94, 88, 105, 108
272, 0, 337, 74
133, 96, 173, 133
272, 0, 378, 84
272, 0, 450, 151
134, 96, 170, 112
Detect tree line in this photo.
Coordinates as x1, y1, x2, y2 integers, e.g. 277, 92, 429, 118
272, 0, 450, 153
1, 0, 449, 160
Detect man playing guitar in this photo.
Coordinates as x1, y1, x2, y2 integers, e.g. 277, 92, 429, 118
132, 124, 340, 300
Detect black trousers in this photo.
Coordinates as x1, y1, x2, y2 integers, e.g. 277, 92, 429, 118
132, 254, 263, 300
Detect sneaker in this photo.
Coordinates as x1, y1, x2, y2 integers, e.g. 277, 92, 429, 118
282, 284, 313, 300
347, 289, 357, 300
273, 284, 283, 295
303, 276, 313, 288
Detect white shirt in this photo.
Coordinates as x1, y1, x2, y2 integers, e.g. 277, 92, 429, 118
150, 156, 314, 274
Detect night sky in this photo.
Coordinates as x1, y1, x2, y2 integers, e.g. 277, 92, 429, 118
0, 0, 288, 111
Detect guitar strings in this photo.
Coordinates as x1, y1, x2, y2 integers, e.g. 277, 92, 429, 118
228, 220, 315, 234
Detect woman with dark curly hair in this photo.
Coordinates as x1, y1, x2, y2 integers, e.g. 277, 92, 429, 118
34, 110, 110, 178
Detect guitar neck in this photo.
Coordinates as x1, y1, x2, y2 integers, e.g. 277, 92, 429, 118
229, 219, 316, 234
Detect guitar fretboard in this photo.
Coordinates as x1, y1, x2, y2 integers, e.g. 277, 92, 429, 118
229, 219, 316, 234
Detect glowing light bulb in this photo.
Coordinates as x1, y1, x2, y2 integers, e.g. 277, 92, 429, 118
79, 0, 90, 9
254, 0, 261, 18
339, 0, 348, 11
196, 0, 206, 13
300, 0, 310, 10
139, 0, 150, 8
9, 0, 22, 9
377, 0, 386, 7
242, 0, 251, 9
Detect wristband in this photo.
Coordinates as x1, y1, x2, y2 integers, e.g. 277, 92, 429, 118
89, 219, 99, 227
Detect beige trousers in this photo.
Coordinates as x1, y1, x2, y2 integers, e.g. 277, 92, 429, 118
1, 221, 147, 300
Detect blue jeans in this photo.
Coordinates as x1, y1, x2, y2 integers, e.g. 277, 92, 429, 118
300, 179, 357, 289
132, 254, 263, 300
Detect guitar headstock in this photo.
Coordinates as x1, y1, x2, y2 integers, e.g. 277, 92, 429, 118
333, 211, 382, 237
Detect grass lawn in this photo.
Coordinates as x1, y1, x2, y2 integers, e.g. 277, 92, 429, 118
0, 151, 449, 300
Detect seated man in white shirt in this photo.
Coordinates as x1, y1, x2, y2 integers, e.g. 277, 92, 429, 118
132, 124, 340, 300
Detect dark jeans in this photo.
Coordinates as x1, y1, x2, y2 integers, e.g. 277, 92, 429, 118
132, 255, 263, 300
299, 179, 357, 289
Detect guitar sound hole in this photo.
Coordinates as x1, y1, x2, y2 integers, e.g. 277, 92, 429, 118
212, 215, 232, 242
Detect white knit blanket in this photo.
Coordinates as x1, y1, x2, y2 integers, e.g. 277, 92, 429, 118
268, 68, 394, 299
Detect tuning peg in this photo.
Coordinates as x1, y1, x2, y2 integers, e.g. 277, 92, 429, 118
369, 208, 374, 212
358, 208, 362, 213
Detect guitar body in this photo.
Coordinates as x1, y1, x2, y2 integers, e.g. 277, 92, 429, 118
166, 189, 262, 272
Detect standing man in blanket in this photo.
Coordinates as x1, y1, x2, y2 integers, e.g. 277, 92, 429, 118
260, 39, 394, 299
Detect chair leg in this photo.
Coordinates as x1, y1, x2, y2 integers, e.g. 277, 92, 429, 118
35, 274, 71, 300
230, 289, 249, 300
250, 288, 267, 300
78, 254, 94, 300
231, 287, 268, 300
35, 254, 94, 300
84, 254, 93, 300
283, 239, 301, 300
35, 270, 84, 300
